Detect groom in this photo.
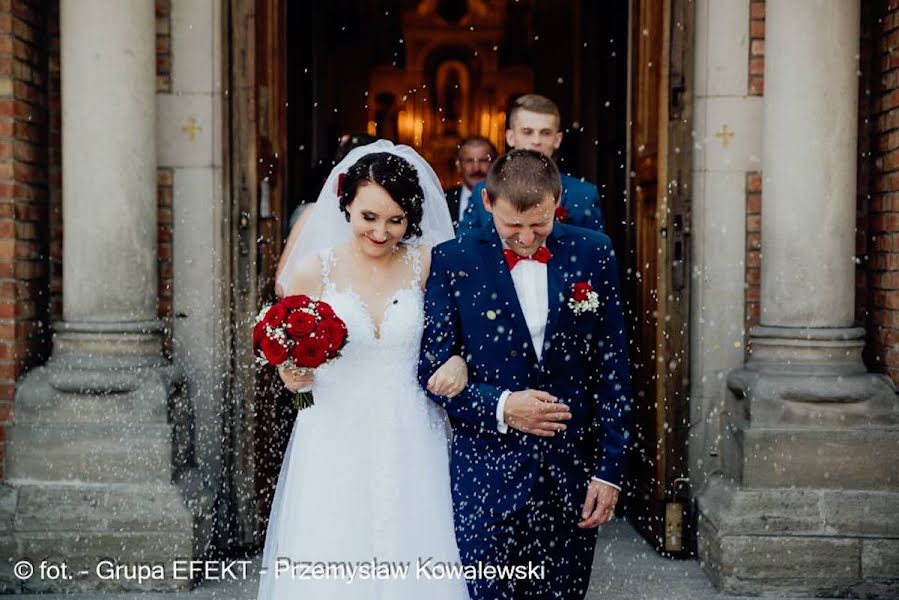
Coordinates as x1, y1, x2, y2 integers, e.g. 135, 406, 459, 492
418, 149, 632, 599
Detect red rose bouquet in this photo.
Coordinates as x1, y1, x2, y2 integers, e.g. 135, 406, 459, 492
253, 294, 348, 409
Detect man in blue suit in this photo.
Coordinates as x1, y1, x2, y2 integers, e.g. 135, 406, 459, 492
419, 150, 632, 599
458, 94, 605, 235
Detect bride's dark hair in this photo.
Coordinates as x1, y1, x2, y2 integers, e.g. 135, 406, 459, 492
339, 152, 425, 240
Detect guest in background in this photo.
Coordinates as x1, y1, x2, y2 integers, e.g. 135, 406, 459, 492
444, 136, 496, 230
459, 94, 605, 235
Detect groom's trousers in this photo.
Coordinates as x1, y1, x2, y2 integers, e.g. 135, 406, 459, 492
457, 462, 599, 600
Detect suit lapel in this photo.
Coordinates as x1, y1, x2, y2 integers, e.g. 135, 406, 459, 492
541, 224, 570, 362
476, 225, 539, 366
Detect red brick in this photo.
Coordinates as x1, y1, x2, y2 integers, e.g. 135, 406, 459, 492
872, 271, 899, 290
746, 172, 762, 193
746, 250, 762, 268
870, 213, 899, 232
749, 57, 765, 76
746, 214, 761, 233
873, 290, 899, 310
871, 308, 899, 329
745, 267, 761, 285
748, 76, 764, 96
747, 232, 761, 251
750, 40, 765, 57
750, 2, 765, 20
750, 20, 765, 39
747, 192, 762, 213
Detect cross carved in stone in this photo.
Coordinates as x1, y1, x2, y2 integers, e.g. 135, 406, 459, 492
182, 117, 202, 141
715, 124, 735, 147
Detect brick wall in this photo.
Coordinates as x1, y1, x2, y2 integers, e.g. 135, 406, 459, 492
865, 0, 899, 385
158, 167, 173, 358
0, 0, 51, 479
155, 0, 172, 355
744, 172, 761, 335
156, 0, 171, 93
744, 2, 765, 337
748, 1, 765, 96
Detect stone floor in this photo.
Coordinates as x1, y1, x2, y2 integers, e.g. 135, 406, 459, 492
8, 520, 841, 599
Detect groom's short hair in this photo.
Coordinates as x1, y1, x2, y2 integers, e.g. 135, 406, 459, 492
484, 149, 562, 211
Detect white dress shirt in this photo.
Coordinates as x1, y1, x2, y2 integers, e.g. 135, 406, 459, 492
457, 185, 473, 222
494, 244, 622, 491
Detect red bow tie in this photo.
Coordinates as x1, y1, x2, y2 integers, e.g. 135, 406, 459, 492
503, 247, 553, 270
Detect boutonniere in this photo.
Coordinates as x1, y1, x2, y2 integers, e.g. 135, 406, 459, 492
568, 281, 600, 315
554, 205, 568, 223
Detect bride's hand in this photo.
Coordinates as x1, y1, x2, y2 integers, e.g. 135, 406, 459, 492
427, 355, 468, 398
278, 364, 314, 393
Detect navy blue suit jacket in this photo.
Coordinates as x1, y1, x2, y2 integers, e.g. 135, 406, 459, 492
418, 221, 632, 522
458, 172, 605, 235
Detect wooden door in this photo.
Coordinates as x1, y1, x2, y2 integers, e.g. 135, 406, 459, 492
223, 0, 289, 549
623, 0, 694, 556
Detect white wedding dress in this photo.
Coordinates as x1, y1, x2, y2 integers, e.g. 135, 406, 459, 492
256, 245, 470, 600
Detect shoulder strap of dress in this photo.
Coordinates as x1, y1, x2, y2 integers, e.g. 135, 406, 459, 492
318, 247, 335, 297
408, 243, 423, 284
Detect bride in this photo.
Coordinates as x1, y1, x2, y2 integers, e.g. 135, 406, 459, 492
256, 141, 470, 599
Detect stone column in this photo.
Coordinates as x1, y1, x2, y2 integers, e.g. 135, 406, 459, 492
1, 1, 194, 593
749, 0, 874, 378
759, 0, 858, 330
53, 0, 164, 365
697, 1, 899, 596
62, 0, 158, 325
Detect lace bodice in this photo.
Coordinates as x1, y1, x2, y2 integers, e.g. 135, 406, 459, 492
311, 245, 426, 395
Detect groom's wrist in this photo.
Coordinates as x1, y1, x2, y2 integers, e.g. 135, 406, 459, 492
591, 476, 621, 491
496, 390, 511, 433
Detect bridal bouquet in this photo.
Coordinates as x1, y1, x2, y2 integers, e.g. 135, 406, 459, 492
253, 295, 348, 409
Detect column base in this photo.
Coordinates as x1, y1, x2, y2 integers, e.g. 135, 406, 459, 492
0, 482, 195, 593
697, 328, 899, 597
1, 324, 215, 593
698, 475, 899, 598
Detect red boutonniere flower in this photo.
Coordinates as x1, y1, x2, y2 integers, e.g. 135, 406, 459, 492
568, 281, 600, 315
554, 205, 568, 223
336, 172, 346, 196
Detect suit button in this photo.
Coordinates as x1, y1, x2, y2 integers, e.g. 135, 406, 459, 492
510, 350, 518, 357
486, 310, 497, 320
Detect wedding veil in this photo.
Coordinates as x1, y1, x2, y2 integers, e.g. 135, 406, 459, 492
277, 139, 455, 295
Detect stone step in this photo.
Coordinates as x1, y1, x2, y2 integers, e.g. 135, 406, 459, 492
697, 476, 899, 597
722, 423, 899, 491
0, 482, 195, 594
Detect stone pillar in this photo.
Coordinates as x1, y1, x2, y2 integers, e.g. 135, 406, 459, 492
697, 1, 899, 597
0, 1, 194, 593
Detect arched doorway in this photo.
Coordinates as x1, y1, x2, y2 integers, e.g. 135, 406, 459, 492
224, 0, 694, 559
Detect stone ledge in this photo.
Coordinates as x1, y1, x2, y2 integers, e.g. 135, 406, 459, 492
698, 475, 899, 537
698, 515, 866, 596
12, 482, 192, 533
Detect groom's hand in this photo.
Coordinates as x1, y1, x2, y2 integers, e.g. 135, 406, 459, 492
503, 390, 571, 437
578, 480, 619, 529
